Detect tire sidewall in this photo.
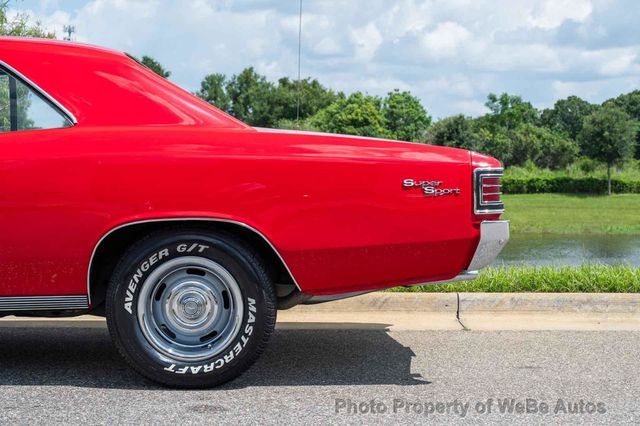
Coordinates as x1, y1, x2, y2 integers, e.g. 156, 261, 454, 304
109, 233, 270, 384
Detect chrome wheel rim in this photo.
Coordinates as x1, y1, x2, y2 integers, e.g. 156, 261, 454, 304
137, 256, 244, 362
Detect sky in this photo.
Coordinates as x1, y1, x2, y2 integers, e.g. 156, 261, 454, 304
9, 0, 640, 118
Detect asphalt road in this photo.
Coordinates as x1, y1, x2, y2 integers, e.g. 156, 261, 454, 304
0, 321, 638, 425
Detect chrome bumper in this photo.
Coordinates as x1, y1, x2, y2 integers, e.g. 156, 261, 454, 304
301, 220, 510, 303
467, 220, 510, 271
423, 220, 510, 286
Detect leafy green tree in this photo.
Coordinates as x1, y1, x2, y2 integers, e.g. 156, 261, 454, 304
578, 105, 636, 194
311, 92, 389, 138
139, 55, 171, 78
540, 96, 597, 140
605, 90, 640, 120
425, 114, 476, 150
197, 72, 341, 128
273, 117, 319, 131
536, 129, 580, 170
0, 0, 55, 38
633, 121, 640, 159
382, 90, 431, 142
225, 67, 274, 126
604, 91, 640, 159
470, 94, 582, 169
270, 77, 342, 123
197, 73, 232, 112
482, 93, 539, 132
474, 127, 514, 166
511, 124, 579, 169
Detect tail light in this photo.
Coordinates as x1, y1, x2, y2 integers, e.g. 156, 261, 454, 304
474, 168, 504, 214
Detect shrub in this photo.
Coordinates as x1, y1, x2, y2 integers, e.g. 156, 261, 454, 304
502, 175, 640, 194
576, 157, 598, 174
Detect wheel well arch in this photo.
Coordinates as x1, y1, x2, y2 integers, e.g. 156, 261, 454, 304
87, 219, 298, 310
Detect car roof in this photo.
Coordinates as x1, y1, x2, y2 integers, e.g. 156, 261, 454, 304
0, 37, 248, 129
0, 36, 126, 57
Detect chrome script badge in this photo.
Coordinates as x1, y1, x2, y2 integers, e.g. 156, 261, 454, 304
403, 179, 461, 197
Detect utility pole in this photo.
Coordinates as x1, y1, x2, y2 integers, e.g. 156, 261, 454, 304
296, 0, 302, 128
63, 25, 75, 41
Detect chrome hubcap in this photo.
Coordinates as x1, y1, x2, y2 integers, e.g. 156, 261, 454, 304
166, 282, 218, 331
137, 256, 244, 362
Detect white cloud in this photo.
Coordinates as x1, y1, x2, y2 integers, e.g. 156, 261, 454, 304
473, 43, 565, 73
349, 22, 383, 60
313, 37, 342, 55
550, 76, 640, 104
452, 99, 488, 116
382, 0, 431, 38
598, 52, 637, 76
578, 48, 639, 76
529, 0, 593, 29
10, 0, 640, 118
552, 79, 601, 99
420, 21, 471, 59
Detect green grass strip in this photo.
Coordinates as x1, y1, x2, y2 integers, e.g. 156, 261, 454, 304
387, 265, 640, 293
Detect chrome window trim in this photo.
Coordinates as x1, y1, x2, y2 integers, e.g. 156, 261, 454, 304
0, 60, 78, 125
473, 167, 505, 214
0, 295, 88, 312
87, 218, 302, 305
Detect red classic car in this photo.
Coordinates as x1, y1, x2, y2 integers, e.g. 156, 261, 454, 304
0, 37, 508, 387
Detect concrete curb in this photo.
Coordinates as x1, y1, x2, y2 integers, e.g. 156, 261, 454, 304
3, 293, 640, 331
286, 292, 640, 314
458, 293, 640, 313
293, 293, 459, 312
275, 292, 640, 330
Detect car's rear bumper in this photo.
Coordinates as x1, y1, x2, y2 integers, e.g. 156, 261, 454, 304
467, 220, 510, 271
401, 221, 508, 287
431, 220, 510, 285
301, 220, 510, 305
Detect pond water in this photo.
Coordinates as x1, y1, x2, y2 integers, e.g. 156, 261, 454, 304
497, 234, 640, 266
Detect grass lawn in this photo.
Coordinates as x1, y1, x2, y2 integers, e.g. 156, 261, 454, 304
502, 194, 640, 235
389, 194, 640, 293
388, 265, 640, 293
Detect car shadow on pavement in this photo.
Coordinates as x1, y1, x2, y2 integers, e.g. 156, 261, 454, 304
0, 321, 429, 390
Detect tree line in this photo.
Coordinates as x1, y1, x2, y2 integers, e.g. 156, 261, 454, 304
2, 2, 638, 194
192, 66, 638, 194
195, 68, 432, 143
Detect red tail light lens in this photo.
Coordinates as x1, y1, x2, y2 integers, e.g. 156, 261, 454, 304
474, 168, 504, 214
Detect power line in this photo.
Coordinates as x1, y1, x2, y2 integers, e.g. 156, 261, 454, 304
296, 0, 302, 128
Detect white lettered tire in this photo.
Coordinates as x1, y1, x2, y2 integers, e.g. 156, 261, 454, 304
105, 228, 276, 388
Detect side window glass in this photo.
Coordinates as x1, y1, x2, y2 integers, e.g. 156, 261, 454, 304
0, 71, 9, 132
0, 68, 72, 133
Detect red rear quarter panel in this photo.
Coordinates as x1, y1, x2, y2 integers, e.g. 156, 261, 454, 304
0, 37, 481, 298
0, 127, 477, 296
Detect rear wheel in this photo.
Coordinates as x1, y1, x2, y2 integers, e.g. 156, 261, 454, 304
105, 228, 276, 388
